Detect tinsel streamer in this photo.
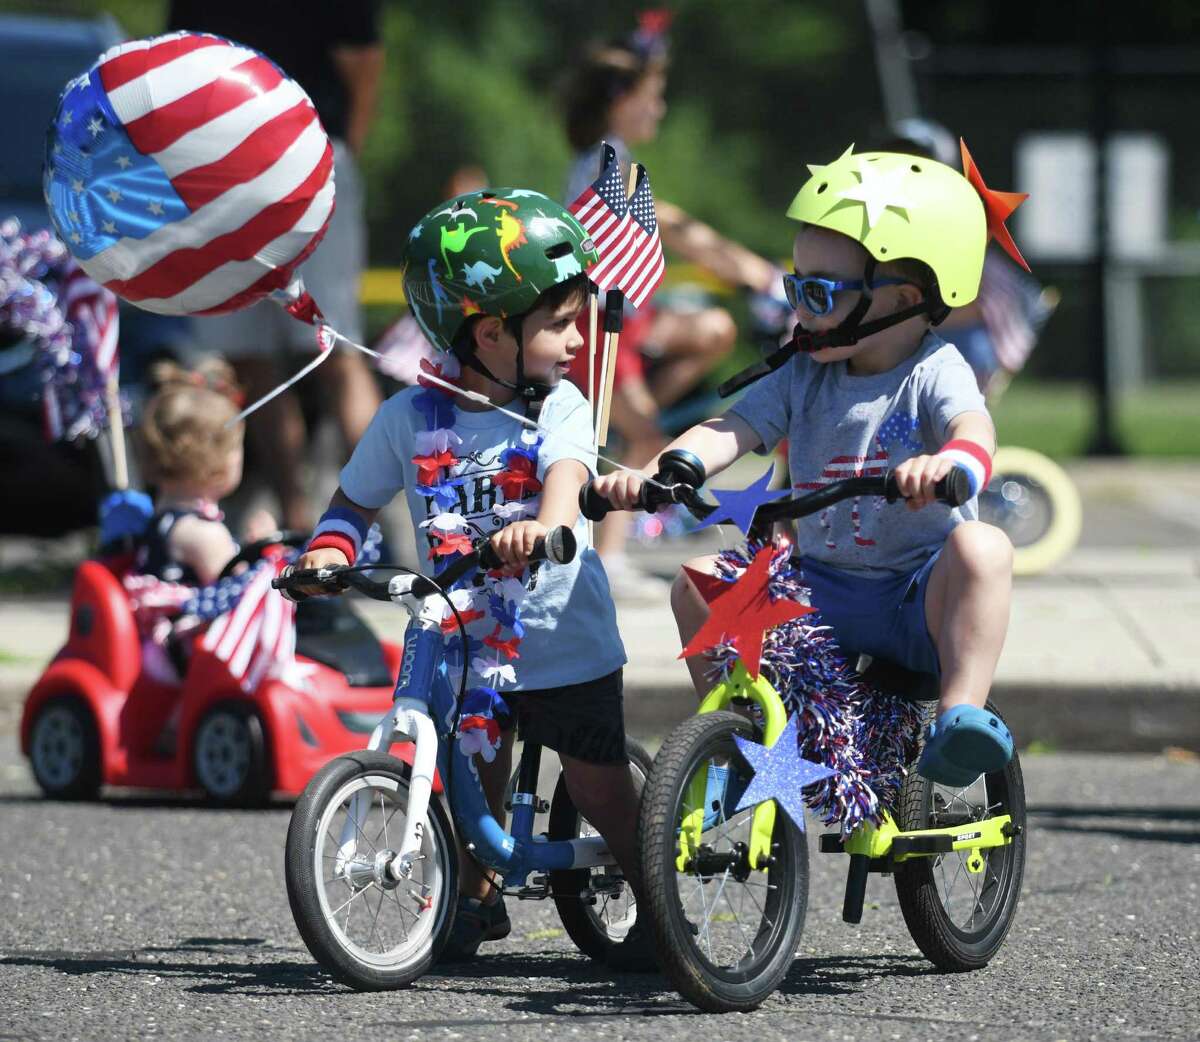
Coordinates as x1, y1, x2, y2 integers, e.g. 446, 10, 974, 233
0, 219, 120, 442
708, 539, 923, 834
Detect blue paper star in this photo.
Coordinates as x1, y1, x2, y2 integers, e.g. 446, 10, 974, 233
692, 464, 789, 535
733, 714, 838, 831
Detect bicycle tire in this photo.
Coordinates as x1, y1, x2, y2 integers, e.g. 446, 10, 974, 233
981, 446, 1082, 576
285, 751, 457, 990
894, 701, 1026, 971
547, 737, 654, 960
639, 711, 808, 1013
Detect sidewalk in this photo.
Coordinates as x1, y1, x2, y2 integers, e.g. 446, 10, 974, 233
1, 460, 1198, 752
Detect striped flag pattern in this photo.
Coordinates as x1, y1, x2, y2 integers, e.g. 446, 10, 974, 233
978, 253, 1056, 376
567, 142, 631, 292
44, 31, 334, 317
62, 263, 119, 381
617, 165, 666, 308
197, 558, 297, 693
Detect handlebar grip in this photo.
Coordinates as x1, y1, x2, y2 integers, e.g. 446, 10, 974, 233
272, 566, 348, 602
580, 482, 619, 521
476, 525, 578, 571
883, 467, 973, 508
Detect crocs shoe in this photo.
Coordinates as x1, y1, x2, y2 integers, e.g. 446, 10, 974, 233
701, 764, 750, 830
438, 895, 511, 963
917, 704, 1013, 788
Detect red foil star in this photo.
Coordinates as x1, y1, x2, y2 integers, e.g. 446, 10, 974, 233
960, 139, 1030, 272
679, 546, 815, 679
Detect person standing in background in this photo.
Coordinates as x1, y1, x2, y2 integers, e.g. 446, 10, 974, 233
562, 14, 783, 599
166, 1, 384, 531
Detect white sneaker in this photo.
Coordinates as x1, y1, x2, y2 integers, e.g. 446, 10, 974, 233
603, 555, 672, 603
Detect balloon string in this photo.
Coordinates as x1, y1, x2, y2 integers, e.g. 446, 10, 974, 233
231, 322, 669, 491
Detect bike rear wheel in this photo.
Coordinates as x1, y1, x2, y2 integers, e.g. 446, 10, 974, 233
547, 737, 654, 960
894, 702, 1026, 970
639, 711, 808, 1012
285, 751, 456, 990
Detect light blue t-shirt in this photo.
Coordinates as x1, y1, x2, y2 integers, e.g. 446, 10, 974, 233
727, 332, 989, 578
339, 380, 626, 691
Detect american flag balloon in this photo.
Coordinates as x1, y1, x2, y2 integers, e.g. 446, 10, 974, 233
43, 31, 335, 318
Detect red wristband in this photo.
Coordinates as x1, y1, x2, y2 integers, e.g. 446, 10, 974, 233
305, 532, 357, 566
938, 439, 992, 494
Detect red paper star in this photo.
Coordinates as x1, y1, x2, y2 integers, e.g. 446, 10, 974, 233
679, 546, 815, 679
960, 139, 1030, 272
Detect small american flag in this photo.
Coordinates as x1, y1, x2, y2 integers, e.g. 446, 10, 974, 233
197, 558, 297, 694
63, 262, 119, 382
567, 142, 632, 292
608, 164, 665, 309
978, 253, 1055, 377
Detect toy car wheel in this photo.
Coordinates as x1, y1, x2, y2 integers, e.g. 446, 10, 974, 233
29, 695, 101, 800
192, 702, 272, 806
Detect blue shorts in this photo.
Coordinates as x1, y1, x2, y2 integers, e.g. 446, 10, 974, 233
797, 553, 942, 677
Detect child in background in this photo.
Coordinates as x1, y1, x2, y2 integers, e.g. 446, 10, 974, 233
595, 144, 1022, 787
136, 359, 273, 587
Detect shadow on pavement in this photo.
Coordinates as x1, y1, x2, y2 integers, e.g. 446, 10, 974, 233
1029, 804, 1200, 845
0, 937, 335, 996
778, 953, 932, 996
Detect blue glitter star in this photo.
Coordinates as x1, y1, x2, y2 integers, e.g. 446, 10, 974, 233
692, 464, 789, 535
733, 714, 838, 831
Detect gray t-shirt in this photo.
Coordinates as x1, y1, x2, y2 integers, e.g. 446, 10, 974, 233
340, 380, 626, 691
727, 332, 988, 578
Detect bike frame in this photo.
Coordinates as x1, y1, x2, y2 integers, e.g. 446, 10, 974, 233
345, 573, 615, 887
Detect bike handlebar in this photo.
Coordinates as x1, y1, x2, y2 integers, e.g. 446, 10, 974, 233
580, 466, 972, 527
271, 525, 577, 602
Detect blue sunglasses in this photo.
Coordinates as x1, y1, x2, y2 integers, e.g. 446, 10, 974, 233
782, 274, 910, 316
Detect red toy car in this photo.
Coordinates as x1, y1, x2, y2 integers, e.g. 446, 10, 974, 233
20, 550, 433, 804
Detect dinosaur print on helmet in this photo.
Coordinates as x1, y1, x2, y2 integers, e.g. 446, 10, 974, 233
404, 189, 599, 354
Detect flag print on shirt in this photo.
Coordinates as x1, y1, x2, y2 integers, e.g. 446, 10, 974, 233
795, 412, 922, 550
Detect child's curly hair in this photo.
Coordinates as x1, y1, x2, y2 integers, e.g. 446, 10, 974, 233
139, 358, 244, 485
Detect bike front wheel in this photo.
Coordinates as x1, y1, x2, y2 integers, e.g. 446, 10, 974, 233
638, 711, 809, 1013
285, 751, 457, 990
894, 702, 1027, 971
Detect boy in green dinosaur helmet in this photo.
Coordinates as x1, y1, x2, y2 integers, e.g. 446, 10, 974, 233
596, 143, 1027, 789
292, 189, 652, 969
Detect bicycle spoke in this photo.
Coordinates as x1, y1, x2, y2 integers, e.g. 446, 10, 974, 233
366, 883, 387, 952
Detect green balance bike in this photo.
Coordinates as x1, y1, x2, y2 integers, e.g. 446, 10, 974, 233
583, 452, 1027, 1012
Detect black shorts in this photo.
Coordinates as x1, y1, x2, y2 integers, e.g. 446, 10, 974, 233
493, 669, 627, 765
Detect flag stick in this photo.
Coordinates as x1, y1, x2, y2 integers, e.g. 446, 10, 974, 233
104, 374, 128, 490
587, 286, 599, 431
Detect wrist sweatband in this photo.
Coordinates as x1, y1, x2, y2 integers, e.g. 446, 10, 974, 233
938, 439, 993, 497
307, 507, 370, 565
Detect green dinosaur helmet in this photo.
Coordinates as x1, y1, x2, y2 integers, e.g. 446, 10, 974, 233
403, 189, 600, 353
786, 146, 987, 307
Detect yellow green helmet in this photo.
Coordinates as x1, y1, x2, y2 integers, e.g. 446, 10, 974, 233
786, 145, 987, 308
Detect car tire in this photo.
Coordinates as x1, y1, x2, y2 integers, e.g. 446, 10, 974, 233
191, 702, 272, 806
29, 695, 102, 800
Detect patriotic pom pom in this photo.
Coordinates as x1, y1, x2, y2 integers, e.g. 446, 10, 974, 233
707, 540, 923, 833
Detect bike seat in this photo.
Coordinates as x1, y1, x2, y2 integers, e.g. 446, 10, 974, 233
853, 653, 939, 702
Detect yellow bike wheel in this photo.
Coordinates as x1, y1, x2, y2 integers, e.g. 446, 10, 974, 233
978, 446, 1083, 576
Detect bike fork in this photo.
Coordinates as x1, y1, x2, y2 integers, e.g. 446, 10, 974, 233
335, 697, 438, 877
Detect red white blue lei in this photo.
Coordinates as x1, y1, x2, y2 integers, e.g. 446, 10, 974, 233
411, 357, 545, 762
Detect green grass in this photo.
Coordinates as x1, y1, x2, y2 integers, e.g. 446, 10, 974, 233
991, 380, 1200, 458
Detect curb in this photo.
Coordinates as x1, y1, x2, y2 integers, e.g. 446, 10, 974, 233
620, 678, 1200, 754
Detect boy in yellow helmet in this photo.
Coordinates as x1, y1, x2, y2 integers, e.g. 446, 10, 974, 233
596, 142, 1027, 786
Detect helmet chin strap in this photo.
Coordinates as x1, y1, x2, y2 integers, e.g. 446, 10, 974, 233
453, 318, 553, 422
717, 257, 950, 399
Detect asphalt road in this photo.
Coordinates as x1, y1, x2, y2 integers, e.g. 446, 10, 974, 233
0, 743, 1196, 1042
